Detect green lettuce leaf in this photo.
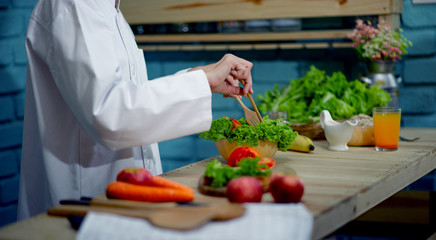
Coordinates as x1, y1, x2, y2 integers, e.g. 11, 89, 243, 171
199, 116, 233, 142
204, 158, 269, 187
204, 159, 241, 187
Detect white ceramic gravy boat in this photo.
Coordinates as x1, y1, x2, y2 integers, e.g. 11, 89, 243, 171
320, 110, 358, 151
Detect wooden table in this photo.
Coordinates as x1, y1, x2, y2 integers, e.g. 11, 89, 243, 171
1, 128, 435, 240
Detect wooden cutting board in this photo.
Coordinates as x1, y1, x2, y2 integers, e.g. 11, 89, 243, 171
48, 197, 246, 231
198, 177, 227, 197
91, 196, 246, 221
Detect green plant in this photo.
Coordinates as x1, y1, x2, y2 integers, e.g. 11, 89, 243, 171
348, 19, 412, 62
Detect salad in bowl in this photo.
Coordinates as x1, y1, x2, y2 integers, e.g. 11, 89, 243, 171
199, 116, 298, 160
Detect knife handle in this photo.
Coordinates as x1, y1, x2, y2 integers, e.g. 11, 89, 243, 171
48, 204, 155, 219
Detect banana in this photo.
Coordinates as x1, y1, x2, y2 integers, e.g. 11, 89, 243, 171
288, 135, 315, 153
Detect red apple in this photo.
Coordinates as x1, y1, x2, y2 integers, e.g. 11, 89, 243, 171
116, 167, 153, 186
269, 172, 304, 203
226, 176, 264, 203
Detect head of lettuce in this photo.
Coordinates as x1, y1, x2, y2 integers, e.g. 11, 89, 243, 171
257, 65, 391, 123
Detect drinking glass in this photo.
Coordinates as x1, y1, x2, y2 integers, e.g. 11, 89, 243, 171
373, 107, 401, 151
267, 111, 288, 122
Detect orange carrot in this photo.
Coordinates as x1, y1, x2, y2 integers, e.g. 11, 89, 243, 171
106, 181, 194, 202
150, 176, 194, 194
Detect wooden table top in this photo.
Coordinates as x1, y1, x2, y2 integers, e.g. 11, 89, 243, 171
1, 127, 435, 240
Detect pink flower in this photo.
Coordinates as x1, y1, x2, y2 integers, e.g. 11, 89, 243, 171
349, 19, 411, 62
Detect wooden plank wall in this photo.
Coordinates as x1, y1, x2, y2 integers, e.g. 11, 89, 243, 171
121, 0, 402, 24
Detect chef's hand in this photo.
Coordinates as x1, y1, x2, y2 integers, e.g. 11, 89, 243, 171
189, 54, 254, 97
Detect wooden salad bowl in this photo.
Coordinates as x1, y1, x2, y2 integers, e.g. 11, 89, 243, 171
291, 121, 325, 140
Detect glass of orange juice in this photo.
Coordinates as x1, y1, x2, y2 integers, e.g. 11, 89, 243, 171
373, 107, 401, 151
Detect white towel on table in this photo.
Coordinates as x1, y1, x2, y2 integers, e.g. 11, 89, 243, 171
76, 203, 313, 240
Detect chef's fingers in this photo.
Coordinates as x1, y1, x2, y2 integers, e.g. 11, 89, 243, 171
225, 87, 246, 97
225, 76, 245, 96
226, 69, 251, 97
243, 73, 254, 95
230, 69, 253, 95
224, 81, 244, 97
226, 74, 240, 87
227, 55, 253, 95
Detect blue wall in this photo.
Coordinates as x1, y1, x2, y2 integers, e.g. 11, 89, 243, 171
0, 0, 435, 227
0, 0, 33, 226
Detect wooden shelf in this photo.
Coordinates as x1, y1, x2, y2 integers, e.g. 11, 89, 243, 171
135, 30, 353, 51
138, 42, 353, 52
123, 0, 403, 51
135, 29, 351, 43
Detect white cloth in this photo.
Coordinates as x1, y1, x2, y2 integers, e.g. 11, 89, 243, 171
76, 203, 313, 240
18, 0, 212, 220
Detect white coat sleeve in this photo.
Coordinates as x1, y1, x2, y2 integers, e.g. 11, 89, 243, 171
45, 1, 212, 150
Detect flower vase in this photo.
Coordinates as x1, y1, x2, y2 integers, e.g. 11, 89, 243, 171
366, 61, 396, 74
360, 61, 401, 107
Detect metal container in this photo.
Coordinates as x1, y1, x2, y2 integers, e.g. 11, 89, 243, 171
360, 61, 401, 108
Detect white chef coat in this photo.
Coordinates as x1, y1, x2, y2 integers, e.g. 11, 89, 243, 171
18, 0, 212, 220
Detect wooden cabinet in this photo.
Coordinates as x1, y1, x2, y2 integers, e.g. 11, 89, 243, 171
120, 0, 403, 51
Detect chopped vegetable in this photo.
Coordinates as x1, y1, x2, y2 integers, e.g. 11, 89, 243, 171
238, 158, 271, 177
257, 157, 275, 170
199, 116, 297, 151
227, 146, 261, 167
257, 65, 391, 123
204, 158, 270, 187
230, 118, 242, 129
